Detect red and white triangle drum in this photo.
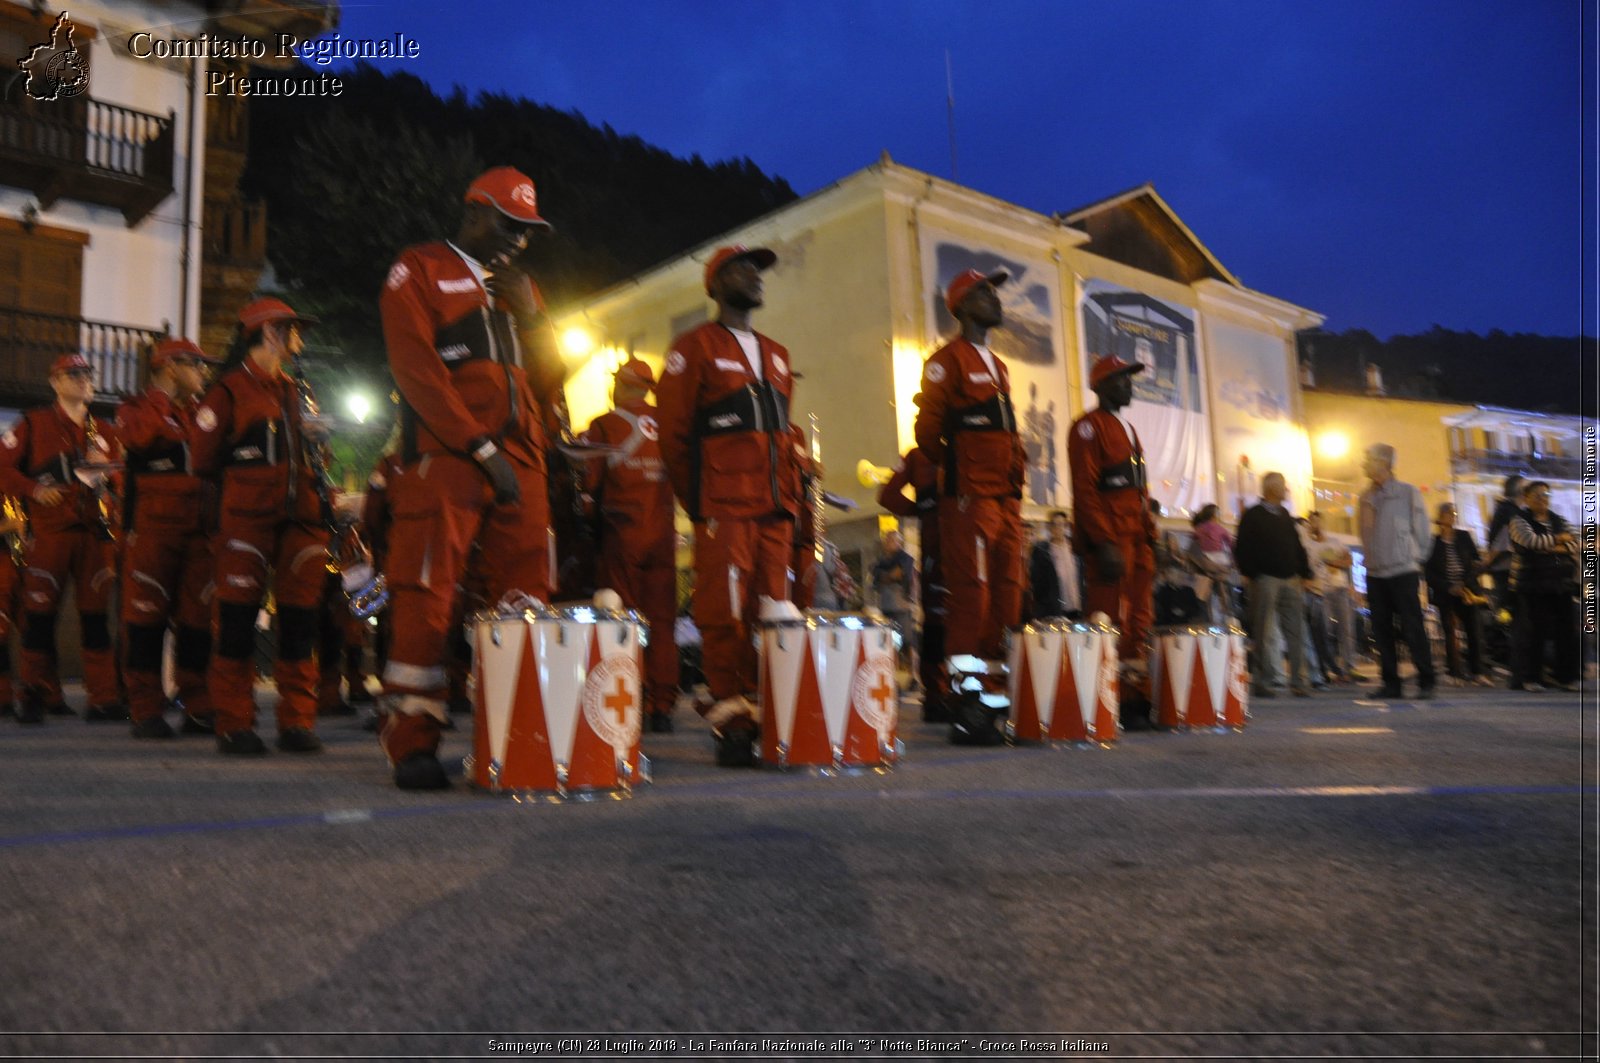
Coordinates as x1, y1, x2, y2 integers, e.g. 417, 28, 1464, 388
758, 613, 901, 772
1005, 619, 1121, 746
1150, 624, 1249, 731
466, 606, 651, 799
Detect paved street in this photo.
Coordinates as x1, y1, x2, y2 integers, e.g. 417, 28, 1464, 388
0, 680, 1591, 1059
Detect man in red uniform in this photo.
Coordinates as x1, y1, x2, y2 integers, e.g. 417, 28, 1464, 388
0, 501, 23, 716
192, 299, 332, 755
656, 245, 799, 767
913, 269, 1026, 744
116, 337, 222, 739
0, 354, 124, 723
377, 166, 565, 790
1068, 354, 1158, 725
579, 358, 679, 732
788, 422, 819, 609
877, 446, 947, 721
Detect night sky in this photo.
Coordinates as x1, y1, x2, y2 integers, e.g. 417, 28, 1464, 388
328, 0, 1592, 339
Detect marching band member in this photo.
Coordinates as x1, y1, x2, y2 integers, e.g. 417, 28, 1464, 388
191, 299, 330, 755
1068, 354, 1158, 723
0, 497, 26, 716
0, 354, 124, 724
656, 245, 800, 767
116, 337, 222, 739
912, 270, 1026, 744
877, 446, 946, 720
377, 166, 564, 790
788, 422, 818, 609
578, 358, 679, 732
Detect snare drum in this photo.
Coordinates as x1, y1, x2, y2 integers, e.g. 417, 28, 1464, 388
1150, 624, 1249, 730
1006, 619, 1120, 744
758, 612, 900, 771
466, 605, 650, 798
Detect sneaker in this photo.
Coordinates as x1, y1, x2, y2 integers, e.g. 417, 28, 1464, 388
130, 716, 175, 740
216, 729, 267, 756
394, 752, 450, 790
275, 727, 323, 753
712, 718, 760, 767
85, 702, 130, 723
948, 692, 1004, 746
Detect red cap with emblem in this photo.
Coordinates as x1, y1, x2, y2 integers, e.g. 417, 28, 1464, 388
614, 357, 656, 390
703, 244, 777, 294
464, 166, 552, 229
1089, 353, 1144, 389
944, 268, 1010, 314
50, 353, 92, 376
239, 297, 318, 333
150, 337, 217, 370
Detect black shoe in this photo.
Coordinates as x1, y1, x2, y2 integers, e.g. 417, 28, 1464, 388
319, 699, 357, 718
448, 696, 473, 716
275, 727, 323, 753
712, 719, 760, 767
948, 692, 1004, 746
1369, 685, 1404, 700
130, 716, 175, 740
648, 713, 674, 733
1120, 697, 1156, 731
85, 702, 130, 723
1251, 687, 1276, 699
48, 701, 75, 717
180, 713, 215, 735
217, 729, 268, 756
15, 699, 44, 725
394, 752, 449, 790
922, 698, 952, 724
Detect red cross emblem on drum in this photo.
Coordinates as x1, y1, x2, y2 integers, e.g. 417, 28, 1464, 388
850, 648, 898, 741
757, 617, 900, 771
582, 653, 642, 752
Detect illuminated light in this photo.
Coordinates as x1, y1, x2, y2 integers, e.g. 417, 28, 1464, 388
1316, 430, 1350, 459
346, 393, 372, 424
561, 327, 596, 358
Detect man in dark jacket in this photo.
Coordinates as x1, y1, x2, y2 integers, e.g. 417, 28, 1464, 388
1425, 501, 1486, 683
1026, 509, 1081, 620
1508, 481, 1578, 691
1233, 472, 1312, 697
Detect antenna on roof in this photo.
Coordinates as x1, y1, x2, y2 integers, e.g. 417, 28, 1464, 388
945, 49, 959, 182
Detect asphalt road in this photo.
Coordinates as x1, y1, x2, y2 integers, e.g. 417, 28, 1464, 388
0, 679, 1592, 1061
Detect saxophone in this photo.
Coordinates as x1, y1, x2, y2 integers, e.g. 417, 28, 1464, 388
79, 413, 118, 542
810, 412, 825, 564
290, 362, 390, 620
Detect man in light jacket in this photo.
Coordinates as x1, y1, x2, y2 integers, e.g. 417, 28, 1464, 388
1358, 443, 1436, 700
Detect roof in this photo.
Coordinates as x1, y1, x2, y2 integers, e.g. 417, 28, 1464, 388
1059, 183, 1241, 287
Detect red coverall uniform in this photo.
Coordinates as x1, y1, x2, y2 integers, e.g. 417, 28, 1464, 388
655, 322, 798, 716
788, 424, 819, 609
378, 240, 562, 763
0, 503, 25, 708
0, 405, 122, 709
579, 399, 678, 720
912, 339, 1025, 664
878, 447, 945, 708
1067, 407, 1157, 661
191, 359, 330, 737
115, 387, 214, 726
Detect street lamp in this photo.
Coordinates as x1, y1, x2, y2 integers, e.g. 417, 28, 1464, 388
561, 327, 596, 358
346, 393, 372, 424
1316, 430, 1349, 460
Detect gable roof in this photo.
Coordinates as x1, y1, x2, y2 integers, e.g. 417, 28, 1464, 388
1059, 183, 1240, 288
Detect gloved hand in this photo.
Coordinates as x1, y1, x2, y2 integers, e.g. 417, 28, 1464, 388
1094, 541, 1125, 583
469, 438, 520, 506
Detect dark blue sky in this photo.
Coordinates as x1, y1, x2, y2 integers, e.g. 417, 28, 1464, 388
333, 0, 1592, 339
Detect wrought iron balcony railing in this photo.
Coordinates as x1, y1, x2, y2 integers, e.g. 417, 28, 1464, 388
0, 96, 176, 226
0, 306, 162, 403
1450, 448, 1584, 482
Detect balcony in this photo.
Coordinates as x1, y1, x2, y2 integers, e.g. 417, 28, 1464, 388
1450, 448, 1584, 483
0, 97, 175, 226
0, 306, 161, 404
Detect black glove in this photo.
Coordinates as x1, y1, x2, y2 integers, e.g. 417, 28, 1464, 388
1094, 541, 1126, 583
469, 438, 521, 506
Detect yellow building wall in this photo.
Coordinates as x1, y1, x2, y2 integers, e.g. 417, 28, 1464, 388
1302, 390, 1472, 535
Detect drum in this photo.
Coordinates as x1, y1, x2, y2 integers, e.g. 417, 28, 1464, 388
757, 612, 901, 772
465, 603, 650, 799
1005, 619, 1120, 745
1150, 624, 1249, 730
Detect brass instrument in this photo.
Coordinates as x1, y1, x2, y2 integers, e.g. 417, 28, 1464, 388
291, 362, 390, 620
857, 459, 894, 487
1, 495, 27, 568
810, 412, 825, 564
78, 414, 118, 542
1458, 586, 1490, 607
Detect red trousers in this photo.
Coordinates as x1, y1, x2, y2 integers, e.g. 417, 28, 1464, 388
692, 514, 792, 703
597, 533, 678, 716
790, 543, 816, 610
938, 495, 1023, 660
1082, 539, 1155, 661
208, 516, 328, 735
0, 553, 18, 704
121, 522, 213, 724
20, 525, 120, 705
380, 452, 550, 764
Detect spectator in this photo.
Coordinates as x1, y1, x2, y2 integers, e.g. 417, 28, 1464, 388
1483, 473, 1527, 674
1308, 511, 1362, 681
1027, 509, 1081, 620
1358, 443, 1436, 701
1234, 472, 1312, 697
870, 530, 915, 651
1151, 499, 1203, 624
1296, 516, 1335, 688
1508, 481, 1579, 692
1425, 501, 1489, 685
1188, 503, 1238, 624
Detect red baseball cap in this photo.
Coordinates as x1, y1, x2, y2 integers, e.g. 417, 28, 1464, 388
614, 357, 656, 389
703, 244, 777, 294
150, 337, 217, 369
238, 297, 318, 333
944, 268, 1009, 315
464, 166, 552, 229
1089, 353, 1144, 389
50, 353, 93, 376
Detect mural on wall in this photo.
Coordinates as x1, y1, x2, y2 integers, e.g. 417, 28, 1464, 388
1205, 319, 1312, 520
921, 235, 1068, 510
1078, 278, 1214, 516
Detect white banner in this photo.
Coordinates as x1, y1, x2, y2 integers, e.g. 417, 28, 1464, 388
1205, 319, 1313, 520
